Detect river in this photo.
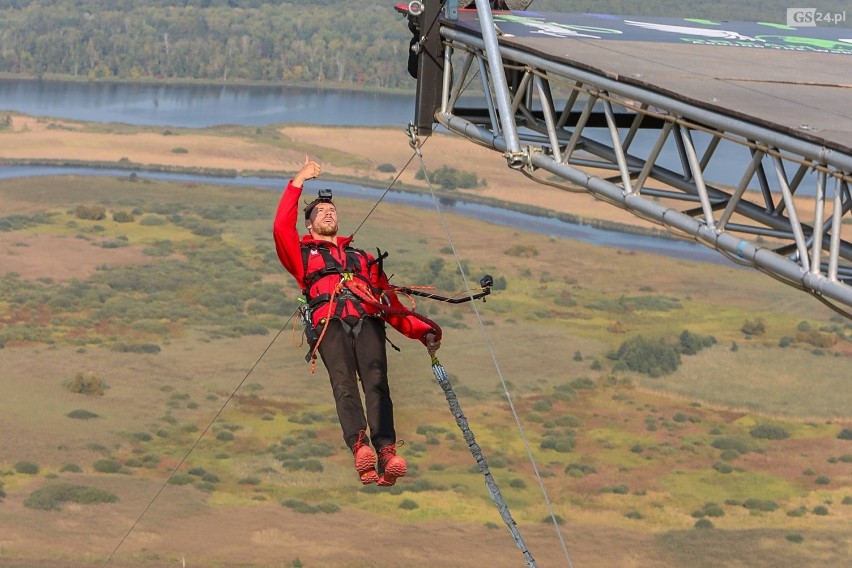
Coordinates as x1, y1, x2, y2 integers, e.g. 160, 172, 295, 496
0, 78, 722, 264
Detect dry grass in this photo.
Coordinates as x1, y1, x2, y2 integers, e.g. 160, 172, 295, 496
0, 120, 850, 568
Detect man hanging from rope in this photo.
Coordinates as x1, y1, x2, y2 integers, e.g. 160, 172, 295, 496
273, 156, 442, 486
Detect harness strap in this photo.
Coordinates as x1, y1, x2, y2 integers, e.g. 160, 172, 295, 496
344, 279, 443, 342
306, 278, 442, 373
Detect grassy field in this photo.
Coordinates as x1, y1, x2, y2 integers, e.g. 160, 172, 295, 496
0, 118, 850, 567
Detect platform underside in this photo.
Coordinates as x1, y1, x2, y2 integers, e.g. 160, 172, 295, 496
452, 12, 852, 152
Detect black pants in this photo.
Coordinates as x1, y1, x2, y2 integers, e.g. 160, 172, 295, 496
317, 317, 395, 452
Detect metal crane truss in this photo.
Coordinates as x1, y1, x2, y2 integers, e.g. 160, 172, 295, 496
412, 6, 852, 312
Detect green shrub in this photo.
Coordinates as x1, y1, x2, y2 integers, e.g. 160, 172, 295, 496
838, 429, 852, 440
565, 463, 596, 477
750, 424, 790, 440
171, 147, 189, 153
814, 476, 831, 485
112, 210, 134, 223
67, 372, 106, 396
540, 435, 575, 453
625, 510, 643, 520
67, 409, 99, 420
281, 499, 338, 514
741, 318, 766, 336
111, 342, 161, 354
841, 496, 852, 505
742, 498, 778, 512
614, 335, 681, 377
509, 478, 527, 489
168, 473, 194, 486
93, 459, 122, 474
722, 449, 741, 461
279, 459, 324, 472
786, 533, 804, 543
74, 205, 106, 221
552, 384, 576, 401
415, 165, 480, 189
377, 163, 396, 173
60, 464, 82, 473
678, 330, 716, 355
317, 502, 339, 514
703, 503, 725, 517
15, 461, 39, 475
555, 415, 582, 428
140, 215, 167, 226
694, 519, 714, 529
711, 437, 751, 453
24, 483, 117, 511
399, 499, 419, 510
569, 377, 596, 390
812, 505, 829, 515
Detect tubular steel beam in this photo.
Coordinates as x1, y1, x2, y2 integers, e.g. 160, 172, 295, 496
427, 13, 852, 313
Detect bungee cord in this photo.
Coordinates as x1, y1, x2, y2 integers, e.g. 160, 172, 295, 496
412, 142, 574, 567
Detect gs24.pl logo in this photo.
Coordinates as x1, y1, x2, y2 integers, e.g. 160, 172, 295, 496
787, 8, 848, 26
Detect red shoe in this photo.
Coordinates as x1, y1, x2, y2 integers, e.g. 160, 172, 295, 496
377, 444, 406, 487
353, 431, 378, 485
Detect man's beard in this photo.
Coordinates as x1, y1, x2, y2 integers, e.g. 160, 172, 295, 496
313, 221, 338, 237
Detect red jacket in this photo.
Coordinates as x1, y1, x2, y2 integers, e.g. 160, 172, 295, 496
273, 181, 438, 344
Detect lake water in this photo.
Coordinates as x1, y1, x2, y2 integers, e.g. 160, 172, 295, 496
0, 78, 723, 264
0, 80, 415, 127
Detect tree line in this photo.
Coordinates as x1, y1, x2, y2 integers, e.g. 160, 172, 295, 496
0, 1, 843, 89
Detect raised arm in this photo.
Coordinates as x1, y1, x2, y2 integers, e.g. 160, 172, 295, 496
273, 156, 321, 286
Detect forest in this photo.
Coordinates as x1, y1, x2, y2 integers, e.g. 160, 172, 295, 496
0, 0, 847, 89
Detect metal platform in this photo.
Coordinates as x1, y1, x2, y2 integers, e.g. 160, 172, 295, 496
407, 2, 852, 314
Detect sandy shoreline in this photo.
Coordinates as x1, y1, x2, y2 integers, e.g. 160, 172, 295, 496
1, 114, 660, 230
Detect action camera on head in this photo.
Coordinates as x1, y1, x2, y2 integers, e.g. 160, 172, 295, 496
304, 189, 335, 220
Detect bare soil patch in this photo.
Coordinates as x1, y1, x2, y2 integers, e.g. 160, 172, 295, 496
4, 115, 307, 172
0, 233, 157, 282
